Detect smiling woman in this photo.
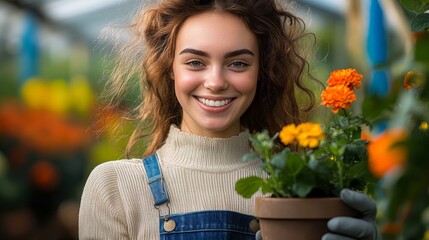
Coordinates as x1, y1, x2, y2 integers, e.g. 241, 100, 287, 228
172, 12, 259, 138
78, 0, 378, 239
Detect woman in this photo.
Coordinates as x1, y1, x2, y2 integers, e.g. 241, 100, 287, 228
79, 0, 379, 239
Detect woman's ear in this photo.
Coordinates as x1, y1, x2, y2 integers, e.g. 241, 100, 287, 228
169, 71, 175, 80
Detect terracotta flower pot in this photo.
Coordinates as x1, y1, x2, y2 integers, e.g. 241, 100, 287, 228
254, 197, 359, 240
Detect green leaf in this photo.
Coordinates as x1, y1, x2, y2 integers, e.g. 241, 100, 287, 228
292, 182, 313, 198
400, 0, 429, 13
271, 152, 286, 169
285, 153, 305, 176
415, 32, 429, 63
343, 143, 367, 164
411, 13, 429, 32
347, 161, 368, 179
235, 176, 264, 198
261, 181, 273, 195
242, 152, 260, 162
308, 158, 330, 175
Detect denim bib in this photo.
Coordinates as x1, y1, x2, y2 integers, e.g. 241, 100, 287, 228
142, 154, 258, 240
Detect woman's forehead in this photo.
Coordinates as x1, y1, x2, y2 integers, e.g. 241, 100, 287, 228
175, 12, 259, 55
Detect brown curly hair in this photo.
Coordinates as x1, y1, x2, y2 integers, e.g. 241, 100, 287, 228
104, 0, 320, 157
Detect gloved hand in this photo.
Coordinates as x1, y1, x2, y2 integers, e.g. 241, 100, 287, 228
322, 189, 380, 240
255, 230, 262, 240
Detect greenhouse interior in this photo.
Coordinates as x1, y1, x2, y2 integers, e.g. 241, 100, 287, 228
0, 0, 428, 239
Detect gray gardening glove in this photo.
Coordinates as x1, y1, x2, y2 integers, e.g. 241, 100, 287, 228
322, 189, 381, 240
255, 230, 262, 240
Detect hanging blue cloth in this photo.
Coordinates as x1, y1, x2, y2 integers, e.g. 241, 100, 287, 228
367, 0, 390, 134
19, 12, 39, 84
367, 0, 390, 98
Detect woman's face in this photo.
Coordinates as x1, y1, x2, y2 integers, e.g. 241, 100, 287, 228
172, 11, 259, 138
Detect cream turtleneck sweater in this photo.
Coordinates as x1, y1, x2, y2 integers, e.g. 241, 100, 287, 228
79, 125, 264, 239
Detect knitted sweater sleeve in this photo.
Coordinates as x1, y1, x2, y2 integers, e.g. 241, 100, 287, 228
79, 162, 129, 239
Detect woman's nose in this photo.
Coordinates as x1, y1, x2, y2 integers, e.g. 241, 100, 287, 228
203, 67, 228, 92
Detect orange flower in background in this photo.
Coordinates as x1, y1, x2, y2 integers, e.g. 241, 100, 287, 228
0, 100, 90, 155
327, 68, 363, 89
31, 160, 60, 190
403, 71, 425, 90
321, 85, 356, 113
381, 222, 402, 236
403, 71, 414, 90
367, 129, 407, 178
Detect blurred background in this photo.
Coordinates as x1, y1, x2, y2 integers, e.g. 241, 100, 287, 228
0, 0, 421, 239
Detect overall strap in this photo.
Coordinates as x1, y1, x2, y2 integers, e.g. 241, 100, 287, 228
142, 154, 170, 206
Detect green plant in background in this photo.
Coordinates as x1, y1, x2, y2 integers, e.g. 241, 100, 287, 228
362, 1, 429, 239
400, 0, 429, 32
236, 69, 374, 199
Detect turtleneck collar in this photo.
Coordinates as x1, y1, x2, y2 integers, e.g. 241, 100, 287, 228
156, 125, 256, 172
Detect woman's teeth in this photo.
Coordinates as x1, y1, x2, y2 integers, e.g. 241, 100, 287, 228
197, 97, 232, 107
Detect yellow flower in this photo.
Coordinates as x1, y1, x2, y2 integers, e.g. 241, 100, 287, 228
425, 229, 429, 240
47, 79, 70, 115
279, 124, 298, 146
21, 78, 50, 110
69, 75, 95, 116
279, 123, 324, 148
321, 85, 357, 113
420, 121, 428, 131
296, 123, 324, 148
327, 68, 363, 89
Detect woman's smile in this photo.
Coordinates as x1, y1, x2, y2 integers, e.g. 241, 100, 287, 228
195, 96, 235, 108
172, 11, 259, 138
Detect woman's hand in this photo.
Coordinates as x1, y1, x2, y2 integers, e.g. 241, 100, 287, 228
322, 189, 380, 240
256, 230, 262, 240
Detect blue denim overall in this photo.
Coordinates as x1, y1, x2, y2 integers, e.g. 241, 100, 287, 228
142, 154, 259, 240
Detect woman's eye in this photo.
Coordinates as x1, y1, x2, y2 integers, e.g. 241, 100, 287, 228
229, 61, 249, 69
185, 60, 204, 68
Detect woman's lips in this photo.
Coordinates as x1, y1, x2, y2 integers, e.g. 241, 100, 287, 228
196, 97, 234, 107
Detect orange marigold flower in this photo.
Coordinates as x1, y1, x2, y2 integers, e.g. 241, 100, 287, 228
367, 129, 407, 178
31, 160, 60, 191
403, 71, 413, 90
321, 85, 356, 113
279, 124, 298, 146
381, 222, 402, 235
327, 68, 363, 89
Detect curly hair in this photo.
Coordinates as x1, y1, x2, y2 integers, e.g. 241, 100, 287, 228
104, 0, 320, 157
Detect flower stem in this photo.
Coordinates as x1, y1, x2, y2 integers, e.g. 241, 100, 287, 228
341, 109, 352, 143
335, 155, 344, 190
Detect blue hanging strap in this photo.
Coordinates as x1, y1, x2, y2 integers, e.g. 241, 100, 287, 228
367, 0, 390, 97
142, 154, 170, 206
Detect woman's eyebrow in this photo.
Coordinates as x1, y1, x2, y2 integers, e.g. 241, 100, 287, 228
224, 49, 254, 58
179, 48, 209, 57
179, 48, 255, 58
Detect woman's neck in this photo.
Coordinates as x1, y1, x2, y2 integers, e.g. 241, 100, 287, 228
156, 125, 254, 172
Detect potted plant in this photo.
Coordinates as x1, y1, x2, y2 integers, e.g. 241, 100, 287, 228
235, 68, 375, 239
